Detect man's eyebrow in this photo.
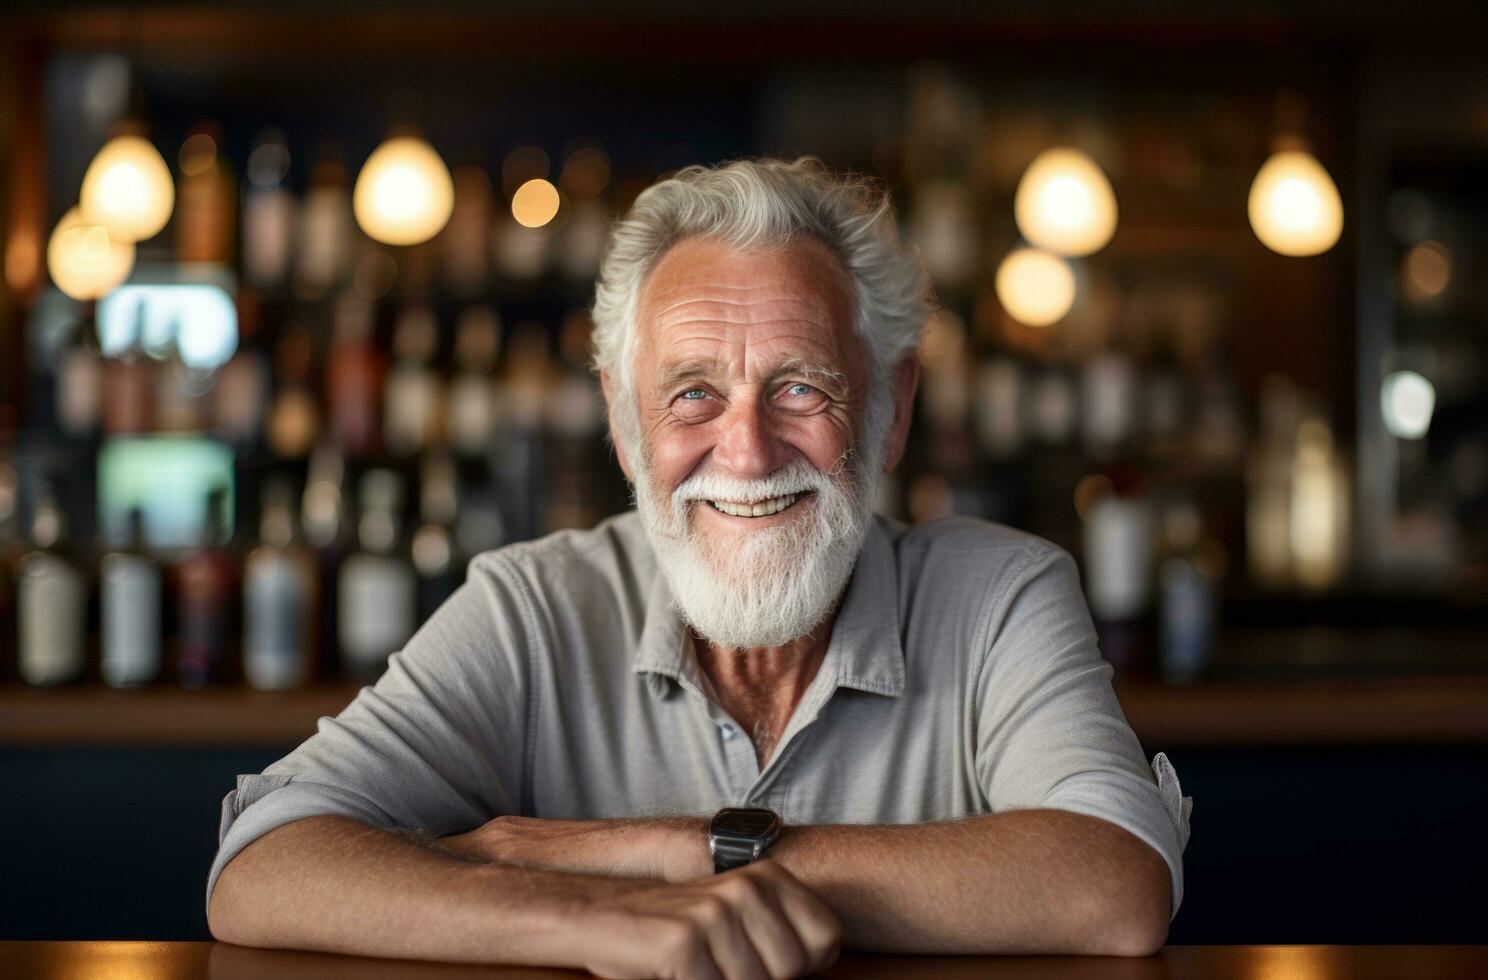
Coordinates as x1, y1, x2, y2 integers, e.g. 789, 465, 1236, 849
655, 358, 720, 394
771, 359, 848, 391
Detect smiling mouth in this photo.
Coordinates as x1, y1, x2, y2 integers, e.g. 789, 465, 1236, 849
704, 491, 812, 518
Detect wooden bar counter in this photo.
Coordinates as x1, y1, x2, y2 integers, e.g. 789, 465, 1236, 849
2, 941, 1487, 978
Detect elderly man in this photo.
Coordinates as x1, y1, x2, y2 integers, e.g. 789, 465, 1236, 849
207, 158, 1191, 978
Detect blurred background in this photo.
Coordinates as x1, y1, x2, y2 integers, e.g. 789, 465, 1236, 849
2, 0, 1486, 946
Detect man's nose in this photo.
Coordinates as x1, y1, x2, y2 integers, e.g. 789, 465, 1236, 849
711, 391, 790, 479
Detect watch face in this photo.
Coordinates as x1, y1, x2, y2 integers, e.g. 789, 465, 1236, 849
714, 807, 779, 837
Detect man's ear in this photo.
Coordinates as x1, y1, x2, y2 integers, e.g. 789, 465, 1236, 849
882, 355, 920, 474
599, 369, 635, 482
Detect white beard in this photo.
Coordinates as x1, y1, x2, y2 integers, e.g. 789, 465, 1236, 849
634, 444, 883, 650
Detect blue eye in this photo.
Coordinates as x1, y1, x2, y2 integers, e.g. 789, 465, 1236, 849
787, 383, 816, 397
680, 388, 707, 400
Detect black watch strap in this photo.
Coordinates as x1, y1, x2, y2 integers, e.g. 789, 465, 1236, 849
711, 836, 761, 873
709, 807, 781, 873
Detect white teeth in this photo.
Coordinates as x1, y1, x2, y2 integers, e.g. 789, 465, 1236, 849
708, 493, 801, 518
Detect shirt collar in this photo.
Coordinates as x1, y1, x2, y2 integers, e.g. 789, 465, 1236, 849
631, 515, 905, 699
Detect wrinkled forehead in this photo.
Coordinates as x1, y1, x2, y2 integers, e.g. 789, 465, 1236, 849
634, 236, 860, 365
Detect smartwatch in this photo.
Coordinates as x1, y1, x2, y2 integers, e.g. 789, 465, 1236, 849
708, 806, 782, 873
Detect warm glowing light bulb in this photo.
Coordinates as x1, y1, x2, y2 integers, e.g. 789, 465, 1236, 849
511, 178, 561, 228
353, 137, 455, 246
1248, 150, 1343, 256
994, 247, 1076, 327
47, 206, 135, 300
1380, 370, 1435, 440
80, 134, 175, 242
1013, 148, 1118, 257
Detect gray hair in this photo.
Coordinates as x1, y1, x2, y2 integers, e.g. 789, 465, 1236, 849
590, 157, 930, 460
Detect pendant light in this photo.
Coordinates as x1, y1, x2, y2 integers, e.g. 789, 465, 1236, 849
79, 129, 175, 244
1013, 147, 1118, 257
47, 205, 136, 300
353, 134, 454, 246
1247, 95, 1343, 257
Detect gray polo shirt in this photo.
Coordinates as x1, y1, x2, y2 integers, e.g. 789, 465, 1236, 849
207, 511, 1191, 921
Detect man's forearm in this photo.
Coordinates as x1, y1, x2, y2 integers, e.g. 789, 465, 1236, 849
764, 809, 1171, 956
434, 808, 1172, 957
207, 815, 647, 966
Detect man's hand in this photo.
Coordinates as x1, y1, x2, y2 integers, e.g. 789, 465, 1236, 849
578, 859, 841, 980
437, 814, 713, 883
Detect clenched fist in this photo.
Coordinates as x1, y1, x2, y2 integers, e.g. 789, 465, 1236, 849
578, 859, 842, 980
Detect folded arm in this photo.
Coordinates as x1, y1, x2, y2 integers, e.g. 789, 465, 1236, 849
438, 807, 1171, 956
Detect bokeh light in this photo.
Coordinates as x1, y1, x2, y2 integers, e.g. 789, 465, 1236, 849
1401, 240, 1451, 303
511, 178, 562, 228
994, 247, 1077, 327
1247, 150, 1343, 257
1380, 370, 1435, 440
1013, 148, 1118, 257
46, 206, 135, 300
79, 134, 175, 243
352, 137, 455, 246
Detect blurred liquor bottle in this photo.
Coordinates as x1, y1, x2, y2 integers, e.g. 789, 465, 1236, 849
338, 469, 416, 683
175, 485, 239, 688
326, 293, 387, 458
267, 322, 321, 459
1083, 472, 1157, 676
296, 155, 354, 296
1080, 348, 1139, 462
383, 306, 445, 458
446, 306, 502, 459
242, 129, 297, 291
412, 454, 462, 621
55, 316, 103, 439
302, 445, 349, 680
176, 122, 237, 266
544, 311, 610, 532
100, 507, 162, 688
17, 481, 88, 687
442, 166, 493, 297
499, 323, 558, 541
212, 290, 271, 447
244, 475, 318, 691
1157, 498, 1226, 685
101, 324, 155, 437
0, 460, 21, 680
154, 342, 207, 433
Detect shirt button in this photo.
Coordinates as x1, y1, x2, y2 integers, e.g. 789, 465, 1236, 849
721, 724, 737, 740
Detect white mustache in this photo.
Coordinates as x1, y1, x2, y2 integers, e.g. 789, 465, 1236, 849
672, 460, 832, 507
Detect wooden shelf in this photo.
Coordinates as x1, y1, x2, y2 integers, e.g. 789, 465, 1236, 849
0, 684, 362, 748
1114, 676, 1488, 747
2, 676, 1487, 748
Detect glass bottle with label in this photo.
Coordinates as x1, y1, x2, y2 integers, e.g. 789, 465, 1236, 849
339, 469, 416, 683
17, 483, 87, 687
326, 293, 387, 458
302, 445, 348, 680
447, 306, 502, 458
295, 155, 354, 296
175, 121, 237, 265
0, 461, 22, 680
266, 323, 321, 459
244, 475, 318, 691
383, 306, 444, 458
412, 454, 461, 621
242, 129, 296, 290
101, 507, 162, 688
175, 485, 239, 688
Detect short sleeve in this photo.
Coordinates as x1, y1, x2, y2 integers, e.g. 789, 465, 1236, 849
973, 546, 1192, 921
204, 553, 533, 914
